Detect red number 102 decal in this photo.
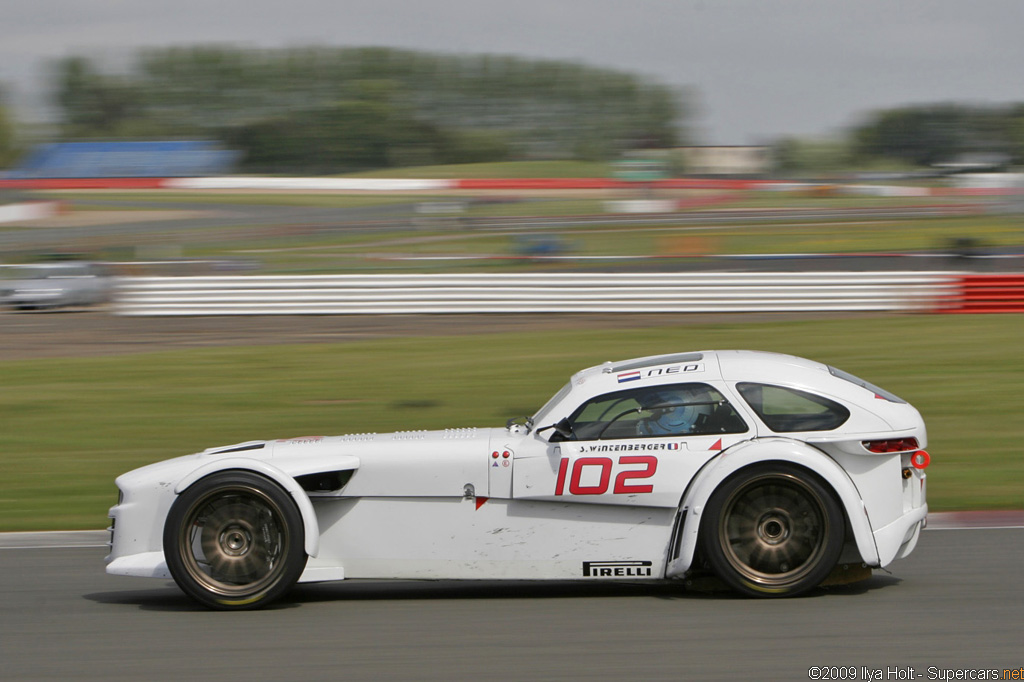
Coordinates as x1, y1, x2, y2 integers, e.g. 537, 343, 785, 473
554, 455, 658, 496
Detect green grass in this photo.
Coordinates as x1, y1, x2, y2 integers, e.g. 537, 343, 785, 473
1, 314, 1021, 531
185, 213, 1020, 274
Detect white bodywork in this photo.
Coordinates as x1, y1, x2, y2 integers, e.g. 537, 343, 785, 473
107, 350, 928, 586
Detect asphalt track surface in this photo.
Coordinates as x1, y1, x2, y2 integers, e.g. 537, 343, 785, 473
2, 525, 1022, 681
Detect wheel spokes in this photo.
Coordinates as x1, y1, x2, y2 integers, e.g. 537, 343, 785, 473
720, 476, 828, 584
182, 488, 288, 594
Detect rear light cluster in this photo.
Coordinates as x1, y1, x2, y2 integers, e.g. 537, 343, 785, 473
863, 438, 919, 453
864, 438, 931, 471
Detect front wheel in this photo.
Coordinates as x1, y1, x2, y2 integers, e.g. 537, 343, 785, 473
163, 471, 307, 610
699, 464, 844, 597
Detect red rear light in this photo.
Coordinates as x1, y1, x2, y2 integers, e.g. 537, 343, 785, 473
911, 450, 931, 469
862, 438, 919, 453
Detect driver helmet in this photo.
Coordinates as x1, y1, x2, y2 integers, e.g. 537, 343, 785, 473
638, 388, 712, 436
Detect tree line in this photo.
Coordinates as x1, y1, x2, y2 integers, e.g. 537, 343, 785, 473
851, 103, 1024, 167
775, 103, 1024, 174
48, 47, 684, 172
4, 48, 1024, 175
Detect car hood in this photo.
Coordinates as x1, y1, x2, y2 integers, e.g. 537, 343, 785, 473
131, 427, 505, 499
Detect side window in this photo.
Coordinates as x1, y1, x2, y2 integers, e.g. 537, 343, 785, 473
565, 383, 747, 441
736, 383, 850, 432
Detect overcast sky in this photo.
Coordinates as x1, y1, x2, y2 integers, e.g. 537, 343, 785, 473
2, 0, 1023, 144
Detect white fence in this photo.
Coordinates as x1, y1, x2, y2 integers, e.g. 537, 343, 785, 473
113, 272, 960, 316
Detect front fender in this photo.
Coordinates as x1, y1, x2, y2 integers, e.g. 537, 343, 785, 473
173, 457, 320, 559
665, 438, 879, 578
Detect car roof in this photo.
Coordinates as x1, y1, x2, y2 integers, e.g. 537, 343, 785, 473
569, 350, 834, 399
579, 349, 824, 379
534, 349, 908, 428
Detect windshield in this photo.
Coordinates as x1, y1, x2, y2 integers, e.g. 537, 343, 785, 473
531, 381, 573, 426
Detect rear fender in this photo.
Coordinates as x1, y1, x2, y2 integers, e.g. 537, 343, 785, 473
173, 458, 320, 558
665, 438, 879, 578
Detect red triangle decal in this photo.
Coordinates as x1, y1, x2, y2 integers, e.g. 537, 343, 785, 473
475, 497, 489, 510
710, 439, 722, 451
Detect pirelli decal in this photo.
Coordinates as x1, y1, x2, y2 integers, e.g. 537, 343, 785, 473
582, 560, 654, 577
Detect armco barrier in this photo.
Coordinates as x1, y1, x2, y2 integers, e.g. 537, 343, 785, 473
113, 272, 960, 316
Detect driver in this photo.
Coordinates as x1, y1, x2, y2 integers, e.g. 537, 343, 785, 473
637, 388, 712, 436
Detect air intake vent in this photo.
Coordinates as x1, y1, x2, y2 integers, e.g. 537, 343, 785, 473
296, 470, 354, 492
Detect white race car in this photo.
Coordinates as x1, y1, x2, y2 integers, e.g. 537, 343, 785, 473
106, 350, 930, 609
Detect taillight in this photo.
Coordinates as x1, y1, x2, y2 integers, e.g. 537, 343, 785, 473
910, 450, 931, 469
862, 437, 920, 453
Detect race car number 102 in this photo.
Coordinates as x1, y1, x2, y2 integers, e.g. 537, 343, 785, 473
554, 455, 658, 496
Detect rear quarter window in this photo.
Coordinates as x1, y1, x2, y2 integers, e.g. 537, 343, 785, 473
736, 382, 850, 433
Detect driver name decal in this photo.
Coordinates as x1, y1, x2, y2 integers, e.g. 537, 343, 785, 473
578, 442, 680, 452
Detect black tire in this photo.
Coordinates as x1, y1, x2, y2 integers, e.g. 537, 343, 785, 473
699, 464, 844, 597
163, 471, 307, 610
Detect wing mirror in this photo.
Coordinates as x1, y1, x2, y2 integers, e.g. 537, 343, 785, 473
536, 418, 574, 442
550, 418, 575, 442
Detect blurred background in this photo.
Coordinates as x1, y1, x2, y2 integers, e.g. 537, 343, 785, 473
2, 8, 1023, 680
1, 1, 1023, 282
0, 1, 1022, 530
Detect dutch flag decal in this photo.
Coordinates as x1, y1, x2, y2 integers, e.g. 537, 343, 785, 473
617, 371, 642, 383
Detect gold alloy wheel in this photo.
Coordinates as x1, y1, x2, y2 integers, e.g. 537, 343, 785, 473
716, 472, 833, 590
176, 484, 290, 598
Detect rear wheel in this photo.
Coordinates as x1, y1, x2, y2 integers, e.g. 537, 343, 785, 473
700, 464, 843, 597
164, 471, 307, 610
